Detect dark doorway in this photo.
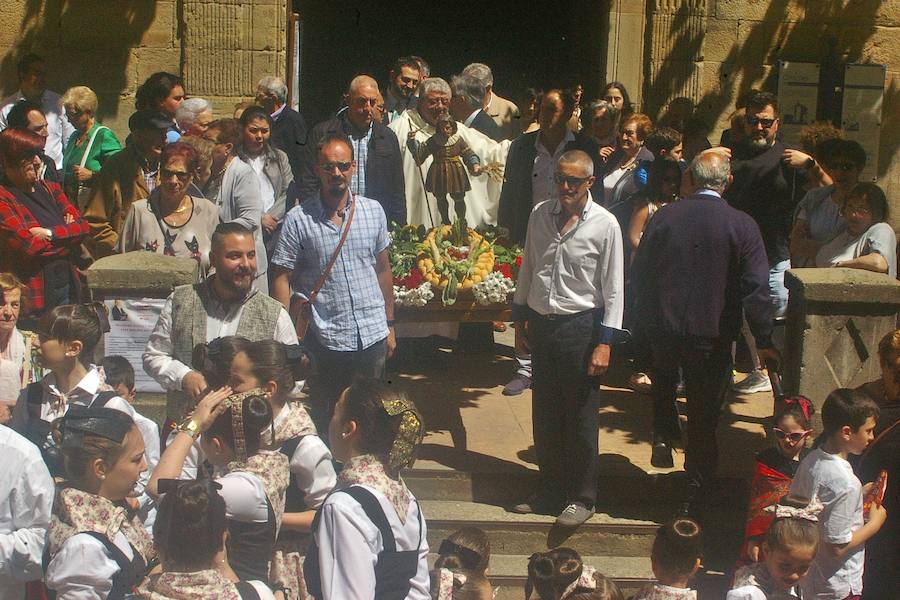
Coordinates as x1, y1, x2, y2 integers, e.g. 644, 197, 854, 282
294, 1, 608, 125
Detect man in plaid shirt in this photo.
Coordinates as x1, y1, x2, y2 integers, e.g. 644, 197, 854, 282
0, 129, 89, 321
272, 133, 396, 429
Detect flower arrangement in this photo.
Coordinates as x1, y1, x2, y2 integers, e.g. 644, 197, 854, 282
390, 221, 522, 307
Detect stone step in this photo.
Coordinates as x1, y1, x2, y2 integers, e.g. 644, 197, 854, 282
428, 552, 654, 599
421, 500, 659, 556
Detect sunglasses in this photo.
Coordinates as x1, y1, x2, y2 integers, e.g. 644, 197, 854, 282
746, 116, 777, 128
320, 161, 353, 173
161, 168, 191, 182
773, 428, 811, 443
554, 173, 591, 187
827, 161, 858, 172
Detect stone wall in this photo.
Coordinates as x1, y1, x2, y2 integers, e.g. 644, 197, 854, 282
642, 0, 900, 228
0, 0, 287, 141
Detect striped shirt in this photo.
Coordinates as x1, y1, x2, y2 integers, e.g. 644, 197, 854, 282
349, 124, 373, 196
271, 194, 389, 351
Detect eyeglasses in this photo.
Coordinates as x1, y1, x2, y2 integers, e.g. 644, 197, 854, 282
827, 161, 858, 172
554, 173, 591, 187
621, 129, 639, 137
773, 428, 811, 443
161, 168, 191, 182
320, 161, 353, 173
746, 116, 777, 129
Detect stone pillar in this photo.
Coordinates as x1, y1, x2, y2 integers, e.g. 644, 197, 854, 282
604, 0, 646, 111
85, 252, 199, 425
644, 0, 708, 118
181, 0, 288, 114
784, 268, 900, 429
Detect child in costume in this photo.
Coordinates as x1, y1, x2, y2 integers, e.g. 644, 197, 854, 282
632, 518, 702, 600
431, 526, 493, 600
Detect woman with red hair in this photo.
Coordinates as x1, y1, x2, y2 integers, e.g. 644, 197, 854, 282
0, 128, 89, 325
117, 141, 219, 276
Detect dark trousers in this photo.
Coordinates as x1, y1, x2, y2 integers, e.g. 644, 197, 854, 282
530, 310, 601, 507
649, 334, 733, 486
307, 335, 387, 433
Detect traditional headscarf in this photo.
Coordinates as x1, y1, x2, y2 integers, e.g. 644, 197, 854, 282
381, 392, 424, 474
56, 404, 133, 447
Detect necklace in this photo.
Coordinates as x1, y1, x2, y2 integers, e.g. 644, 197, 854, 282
171, 199, 191, 214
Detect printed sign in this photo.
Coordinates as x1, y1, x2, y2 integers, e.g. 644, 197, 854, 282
104, 298, 166, 392
777, 61, 820, 148
842, 64, 886, 182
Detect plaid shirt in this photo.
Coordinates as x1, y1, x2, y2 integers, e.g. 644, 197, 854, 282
271, 194, 389, 351
0, 181, 89, 312
349, 124, 373, 196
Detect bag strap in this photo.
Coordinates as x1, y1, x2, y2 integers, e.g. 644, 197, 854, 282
90, 390, 118, 408
79, 125, 109, 169
307, 194, 356, 305
26, 381, 44, 421
340, 485, 396, 552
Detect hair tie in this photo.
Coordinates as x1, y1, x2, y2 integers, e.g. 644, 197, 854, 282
766, 496, 823, 522
783, 396, 812, 422
381, 394, 424, 474
433, 568, 467, 600
438, 539, 483, 569
89, 302, 111, 334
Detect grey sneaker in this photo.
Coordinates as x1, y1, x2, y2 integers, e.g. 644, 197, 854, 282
556, 503, 595, 527
502, 374, 532, 396
732, 369, 772, 394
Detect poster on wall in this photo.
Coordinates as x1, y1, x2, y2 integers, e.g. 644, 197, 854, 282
842, 63, 885, 182
777, 61, 820, 148
104, 298, 166, 393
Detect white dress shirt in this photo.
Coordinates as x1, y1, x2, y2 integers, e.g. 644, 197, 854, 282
142, 289, 298, 392
513, 194, 625, 343
0, 89, 75, 169
271, 407, 336, 509
531, 130, 576, 206
0, 425, 53, 600
314, 485, 430, 600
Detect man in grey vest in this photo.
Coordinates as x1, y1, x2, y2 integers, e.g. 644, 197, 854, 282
143, 222, 297, 425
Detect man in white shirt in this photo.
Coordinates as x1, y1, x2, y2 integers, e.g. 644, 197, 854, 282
0, 424, 53, 599
143, 223, 297, 426
0, 53, 74, 169
509, 150, 625, 528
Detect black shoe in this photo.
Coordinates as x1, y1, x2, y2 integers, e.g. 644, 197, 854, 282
651, 435, 674, 468
509, 491, 562, 515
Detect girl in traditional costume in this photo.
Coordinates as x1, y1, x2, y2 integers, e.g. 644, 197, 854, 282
728, 498, 821, 600
150, 386, 289, 585
632, 518, 702, 600
740, 397, 815, 565
137, 479, 275, 599
431, 527, 494, 600
524, 546, 622, 600
44, 406, 155, 599
229, 339, 334, 600
304, 377, 429, 599
407, 116, 483, 224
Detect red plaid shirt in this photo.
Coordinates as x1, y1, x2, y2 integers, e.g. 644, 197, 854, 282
0, 181, 89, 312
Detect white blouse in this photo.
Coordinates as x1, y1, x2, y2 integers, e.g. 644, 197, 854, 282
45, 530, 134, 600
313, 484, 430, 600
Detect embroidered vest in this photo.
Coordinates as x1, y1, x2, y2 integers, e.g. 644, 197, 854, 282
167, 283, 283, 419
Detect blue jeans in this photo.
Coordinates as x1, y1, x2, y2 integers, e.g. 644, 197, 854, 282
769, 259, 790, 319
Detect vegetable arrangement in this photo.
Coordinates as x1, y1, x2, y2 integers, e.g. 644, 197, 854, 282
390, 220, 522, 307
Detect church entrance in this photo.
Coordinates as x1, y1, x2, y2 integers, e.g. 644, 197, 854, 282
293, 0, 610, 125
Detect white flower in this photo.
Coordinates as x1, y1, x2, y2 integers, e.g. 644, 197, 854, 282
473, 271, 515, 305
394, 282, 434, 307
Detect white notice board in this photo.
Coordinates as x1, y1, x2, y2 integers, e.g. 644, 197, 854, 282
777, 61, 820, 148
104, 298, 166, 393
842, 64, 886, 182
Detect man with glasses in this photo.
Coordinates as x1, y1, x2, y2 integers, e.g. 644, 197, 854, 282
272, 134, 396, 430
509, 150, 625, 527
725, 91, 803, 395
81, 110, 170, 257
498, 88, 590, 396
298, 75, 406, 227
0, 53, 74, 170
383, 56, 421, 124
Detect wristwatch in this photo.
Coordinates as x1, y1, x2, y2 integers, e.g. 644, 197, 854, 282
177, 418, 201, 439
803, 157, 816, 170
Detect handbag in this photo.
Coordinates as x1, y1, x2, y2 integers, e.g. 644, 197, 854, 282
73, 125, 109, 211
289, 195, 356, 340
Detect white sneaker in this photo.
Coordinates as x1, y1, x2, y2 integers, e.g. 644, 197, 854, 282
732, 369, 772, 394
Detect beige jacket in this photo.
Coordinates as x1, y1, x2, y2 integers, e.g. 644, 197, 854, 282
486, 92, 521, 141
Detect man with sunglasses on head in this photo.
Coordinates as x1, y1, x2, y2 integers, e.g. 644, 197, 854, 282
271, 134, 396, 432
724, 91, 803, 395
509, 150, 625, 528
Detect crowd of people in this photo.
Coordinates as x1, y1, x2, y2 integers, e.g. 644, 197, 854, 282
0, 48, 897, 600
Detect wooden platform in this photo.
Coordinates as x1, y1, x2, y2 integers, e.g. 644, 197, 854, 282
395, 300, 511, 323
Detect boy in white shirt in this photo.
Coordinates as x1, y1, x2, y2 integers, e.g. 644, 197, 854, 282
789, 388, 887, 599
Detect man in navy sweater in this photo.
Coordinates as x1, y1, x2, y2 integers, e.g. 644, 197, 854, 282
631, 149, 780, 508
